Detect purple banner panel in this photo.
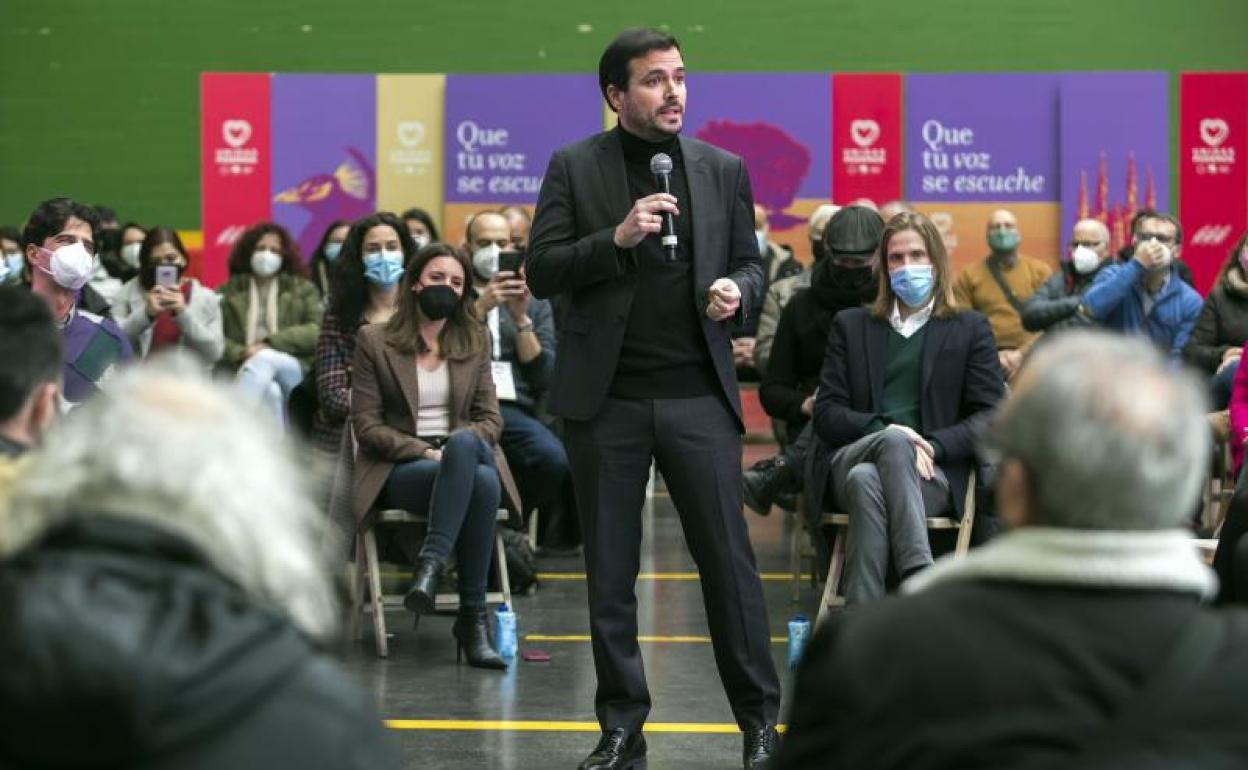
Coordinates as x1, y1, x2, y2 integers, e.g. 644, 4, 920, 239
443, 74, 601, 206
271, 74, 377, 260
905, 73, 1060, 203
1059, 72, 1169, 256
687, 73, 832, 231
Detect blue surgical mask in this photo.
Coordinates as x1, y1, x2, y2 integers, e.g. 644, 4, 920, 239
323, 241, 343, 262
889, 264, 935, 308
3, 252, 23, 284
363, 249, 405, 287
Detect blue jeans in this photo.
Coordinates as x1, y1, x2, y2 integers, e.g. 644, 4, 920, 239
380, 431, 500, 611
499, 404, 576, 541
236, 348, 303, 426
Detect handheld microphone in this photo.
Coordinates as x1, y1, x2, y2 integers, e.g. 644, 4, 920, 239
650, 153, 678, 263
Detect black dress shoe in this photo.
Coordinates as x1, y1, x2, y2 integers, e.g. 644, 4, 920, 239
403, 557, 444, 614
577, 728, 646, 770
742, 725, 778, 769
743, 456, 796, 516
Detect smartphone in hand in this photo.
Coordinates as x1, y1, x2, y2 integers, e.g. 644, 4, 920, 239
154, 265, 179, 287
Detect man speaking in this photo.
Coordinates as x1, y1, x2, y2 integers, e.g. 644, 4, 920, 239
527, 26, 780, 770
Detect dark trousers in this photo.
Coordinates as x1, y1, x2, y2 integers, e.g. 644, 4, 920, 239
499, 403, 579, 545
1213, 359, 1239, 411
564, 395, 781, 732
380, 431, 500, 612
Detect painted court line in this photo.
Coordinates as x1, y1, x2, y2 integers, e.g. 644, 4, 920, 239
525, 634, 787, 644
536, 572, 811, 581
385, 720, 786, 734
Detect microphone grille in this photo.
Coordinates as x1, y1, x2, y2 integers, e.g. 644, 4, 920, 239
650, 153, 673, 175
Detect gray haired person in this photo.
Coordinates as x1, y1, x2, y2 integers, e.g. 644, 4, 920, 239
0, 355, 399, 769
777, 331, 1248, 770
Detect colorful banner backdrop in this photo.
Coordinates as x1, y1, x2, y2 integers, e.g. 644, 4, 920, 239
1181, 72, 1248, 293
200, 73, 270, 287
906, 73, 1060, 203
442, 74, 601, 246
376, 74, 445, 221
832, 73, 902, 208
688, 73, 831, 262
1059, 72, 1169, 261
271, 74, 377, 261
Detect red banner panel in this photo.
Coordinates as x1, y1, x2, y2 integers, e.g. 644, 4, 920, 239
832, 73, 902, 207
200, 73, 271, 288
1180, 72, 1248, 294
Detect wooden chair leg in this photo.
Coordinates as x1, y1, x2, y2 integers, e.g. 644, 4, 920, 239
527, 507, 540, 551
350, 534, 366, 642
495, 528, 513, 607
789, 509, 802, 604
363, 527, 388, 658
816, 527, 846, 628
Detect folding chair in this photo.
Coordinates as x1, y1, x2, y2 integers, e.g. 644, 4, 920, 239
815, 469, 977, 627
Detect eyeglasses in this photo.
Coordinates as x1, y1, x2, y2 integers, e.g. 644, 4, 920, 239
1070, 241, 1104, 249
1135, 232, 1175, 245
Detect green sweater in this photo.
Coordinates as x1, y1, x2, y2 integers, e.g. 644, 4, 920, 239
869, 326, 927, 434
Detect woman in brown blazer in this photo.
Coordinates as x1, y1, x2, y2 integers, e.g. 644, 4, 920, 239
351, 242, 512, 669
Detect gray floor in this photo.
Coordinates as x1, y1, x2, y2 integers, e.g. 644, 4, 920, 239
339, 478, 821, 770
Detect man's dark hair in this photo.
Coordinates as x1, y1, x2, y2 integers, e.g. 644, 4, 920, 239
598, 27, 681, 108
0, 286, 62, 421
21, 197, 101, 250
1131, 208, 1184, 248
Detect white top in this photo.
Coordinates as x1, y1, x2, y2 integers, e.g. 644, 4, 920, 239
415, 359, 451, 438
889, 299, 934, 339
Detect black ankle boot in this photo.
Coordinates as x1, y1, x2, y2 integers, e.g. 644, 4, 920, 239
743, 456, 796, 516
403, 557, 444, 614
452, 611, 508, 670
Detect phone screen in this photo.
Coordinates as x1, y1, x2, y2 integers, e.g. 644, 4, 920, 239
155, 265, 179, 287
498, 250, 524, 274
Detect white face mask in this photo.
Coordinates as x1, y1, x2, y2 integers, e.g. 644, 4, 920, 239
3, 251, 23, 283
472, 243, 500, 279
120, 242, 142, 268
251, 248, 283, 278
755, 229, 768, 255
37, 241, 96, 291
1071, 245, 1101, 275
411, 233, 431, 250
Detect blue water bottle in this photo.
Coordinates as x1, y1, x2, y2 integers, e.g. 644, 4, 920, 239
495, 603, 518, 660
787, 614, 811, 671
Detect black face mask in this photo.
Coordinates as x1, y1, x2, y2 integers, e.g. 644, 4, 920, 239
417, 284, 460, 320
828, 263, 873, 290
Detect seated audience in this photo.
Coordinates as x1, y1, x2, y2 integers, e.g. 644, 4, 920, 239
954, 209, 1051, 380
811, 212, 1003, 605
0, 357, 400, 768
218, 222, 322, 425
499, 205, 533, 251
114, 221, 147, 283
350, 243, 521, 670
113, 227, 224, 365
777, 331, 1243, 770
311, 212, 415, 456
746, 206, 883, 515
1184, 231, 1248, 408
467, 211, 578, 550
308, 219, 351, 299
734, 205, 803, 379
754, 204, 838, 376
0, 287, 61, 504
1118, 207, 1197, 287
22, 197, 133, 408
1084, 210, 1202, 360
1020, 217, 1111, 340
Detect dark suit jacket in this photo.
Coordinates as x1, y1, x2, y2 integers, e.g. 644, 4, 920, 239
809, 307, 1004, 518
348, 323, 520, 530
526, 129, 764, 426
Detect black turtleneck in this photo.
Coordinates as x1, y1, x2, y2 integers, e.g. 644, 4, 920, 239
610, 125, 718, 400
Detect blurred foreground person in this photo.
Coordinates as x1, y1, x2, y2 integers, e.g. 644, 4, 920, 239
0, 356, 399, 769
778, 331, 1248, 770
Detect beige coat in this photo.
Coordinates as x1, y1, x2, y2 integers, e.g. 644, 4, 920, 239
349, 323, 521, 531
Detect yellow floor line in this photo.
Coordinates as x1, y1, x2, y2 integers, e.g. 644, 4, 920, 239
385, 719, 786, 734
525, 634, 788, 644
536, 572, 811, 581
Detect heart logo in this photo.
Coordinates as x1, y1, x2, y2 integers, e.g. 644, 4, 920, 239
850, 119, 880, 148
929, 212, 954, 234
1201, 118, 1230, 148
397, 121, 425, 148
222, 119, 252, 149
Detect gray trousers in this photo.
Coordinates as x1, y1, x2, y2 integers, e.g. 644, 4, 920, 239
829, 429, 951, 605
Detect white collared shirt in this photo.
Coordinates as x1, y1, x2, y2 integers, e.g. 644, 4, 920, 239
889, 299, 934, 339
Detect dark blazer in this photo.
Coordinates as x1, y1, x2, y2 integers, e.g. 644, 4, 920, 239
526, 129, 764, 426
775, 581, 1248, 770
348, 323, 521, 530
809, 307, 1004, 518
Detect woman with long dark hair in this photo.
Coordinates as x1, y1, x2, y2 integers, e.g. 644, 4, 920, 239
350, 242, 519, 669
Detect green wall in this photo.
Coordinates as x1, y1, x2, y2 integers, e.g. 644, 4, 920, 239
3, 0, 1247, 229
